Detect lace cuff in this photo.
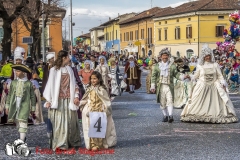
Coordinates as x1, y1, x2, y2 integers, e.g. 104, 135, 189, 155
150, 83, 155, 90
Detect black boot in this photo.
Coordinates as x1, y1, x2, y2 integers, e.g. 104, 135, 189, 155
162, 116, 168, 122
168, 116, 174, 123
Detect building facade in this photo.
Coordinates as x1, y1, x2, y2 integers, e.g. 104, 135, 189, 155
119, 7, 162, 58
89, 26, 105, 52
153, 0, 240, 58
101, 13, 135, 55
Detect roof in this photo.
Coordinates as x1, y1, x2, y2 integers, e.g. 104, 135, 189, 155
100, 12, 136, 26
78, 33, 90, 38
119, 7, 162, 25
154, 0, 240, 18
89, 26, 105, 31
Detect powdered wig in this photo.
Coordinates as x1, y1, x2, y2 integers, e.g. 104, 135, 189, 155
198, 44, 215, 66
98, 55, 107, 65
159, 48, 171, 57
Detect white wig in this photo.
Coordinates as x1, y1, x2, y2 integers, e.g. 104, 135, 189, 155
84, 60, 93, 69
46, 53, 55, 61
128, 55, 134, 59
198, 44, 215, 65
14, 46, 25, 64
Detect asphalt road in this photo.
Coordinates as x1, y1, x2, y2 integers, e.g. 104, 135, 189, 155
0, 67, 240, 160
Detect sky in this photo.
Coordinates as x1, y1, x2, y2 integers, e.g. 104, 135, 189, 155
62, 0, 195, 39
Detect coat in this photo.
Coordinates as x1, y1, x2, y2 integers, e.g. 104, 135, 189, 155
5, 80, 36, 123
151, 62, 180, 103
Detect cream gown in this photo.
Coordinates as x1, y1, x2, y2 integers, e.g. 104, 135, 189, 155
95, 65, 110, 91
181, 62, 238, 123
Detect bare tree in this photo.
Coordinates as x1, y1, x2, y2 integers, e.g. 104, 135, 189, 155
19, 0, 65, 61
0, 0, 29, 61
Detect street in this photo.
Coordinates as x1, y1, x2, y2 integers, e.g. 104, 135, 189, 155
0, 68, 240, 160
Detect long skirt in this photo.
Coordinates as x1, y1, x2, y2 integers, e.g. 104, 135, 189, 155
34, 89, 44, 124
49, 98, 81, 151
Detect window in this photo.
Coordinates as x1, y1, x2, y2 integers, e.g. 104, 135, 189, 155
130, 31, 133, 41
126, 32, 129, 41
124, 33, 126, 41
175, 27, 180, 39
135, 30, 139, 40
218, 16, 224, 19
120, 33, 122, 42
116, 30, 118, 39
186, 26, 192, 38
216, 26, 224, 37
176, 19, 179, 22
141, 29, 144, 39
165, 21, 167, 24
186, 49, 194, 58
188, 18, 191, 21
164, 29, 168, 40
147, 27, 152, 44
159, 22, 161, 25
158, 29, 161, 41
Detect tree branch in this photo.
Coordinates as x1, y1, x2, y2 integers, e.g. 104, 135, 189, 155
20, 15, 31, 32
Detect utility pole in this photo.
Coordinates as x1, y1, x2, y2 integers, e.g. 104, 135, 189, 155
70, 0, 73, 55
151, 0, 152, 8
42, 0, 46, 62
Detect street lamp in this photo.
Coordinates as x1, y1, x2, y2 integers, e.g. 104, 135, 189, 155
70, 0, 73, 55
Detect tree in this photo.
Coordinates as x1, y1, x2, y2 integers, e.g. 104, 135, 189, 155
0, 0, 29, 61
20, 0, 65, 61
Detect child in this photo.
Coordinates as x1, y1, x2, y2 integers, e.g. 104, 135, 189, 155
80, 71, 117, 151
5, 64, 36, 142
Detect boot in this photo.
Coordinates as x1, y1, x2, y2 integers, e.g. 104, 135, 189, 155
162, 116, 168, 122
168, 116, 174, 123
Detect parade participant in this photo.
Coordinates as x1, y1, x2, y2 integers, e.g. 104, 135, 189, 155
0, 57, 13, 78
78, 60, 94, 91
189, 56, 197, 73
80, 71, 117, 151
145, 58, 157, 94
42, 53, 55, 95
90, 55, 98, 69
43, 50, 81, 151
124, 55, 142, 94
181, 44, 238, 123
150, 48, 188, 123
10, 47, 25, 80
31, 79, 44, 125
174, 58, 191, 109
95, 56, 110, 93
5, 64, 36, 142
109, 58, 121, 97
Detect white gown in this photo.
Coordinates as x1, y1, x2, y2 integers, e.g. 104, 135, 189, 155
181, 62, 238, 123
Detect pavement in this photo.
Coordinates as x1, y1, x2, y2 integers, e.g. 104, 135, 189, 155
0, 67, 240, 160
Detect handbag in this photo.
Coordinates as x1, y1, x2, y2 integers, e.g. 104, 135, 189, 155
120, 80, 127, 89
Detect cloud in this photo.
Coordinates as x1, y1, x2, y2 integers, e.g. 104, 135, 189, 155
167, 0, 197, 8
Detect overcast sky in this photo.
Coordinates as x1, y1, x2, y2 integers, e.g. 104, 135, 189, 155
62, 0, 195, 39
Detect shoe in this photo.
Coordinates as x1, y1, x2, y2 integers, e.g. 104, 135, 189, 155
129, 91, 134, 94
132, 91, 135, 93
162, 116, 168, 122
168, 116, 174, 123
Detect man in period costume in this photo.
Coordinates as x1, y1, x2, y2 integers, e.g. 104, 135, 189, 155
5, 64, 36, 142
42, 53, 55, 95
10, 47, 25, 80
150, 48, 189, 123
90, 55, 98, 69
124, 55, 142, 94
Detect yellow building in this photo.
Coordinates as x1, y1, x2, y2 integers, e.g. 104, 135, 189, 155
119, 7, 162, 58
100, 13, 135, 54
153, 0, 240, 58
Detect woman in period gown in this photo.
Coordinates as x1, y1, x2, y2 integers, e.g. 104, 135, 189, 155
108, 58, 121, 97
43, 50, 81, 151
95, 56, 110, 92
78, 60, 94, 91
80, 71, 117, 151
181, 44, 238, 123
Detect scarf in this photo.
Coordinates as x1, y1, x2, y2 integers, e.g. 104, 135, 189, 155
159, 61, 169, 77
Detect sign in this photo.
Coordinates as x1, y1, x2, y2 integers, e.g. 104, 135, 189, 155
88, 112, 107, 138
134, 41, 141, 46
22, 37, 33, 44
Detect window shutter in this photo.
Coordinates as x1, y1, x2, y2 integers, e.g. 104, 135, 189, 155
175, 28, 177, 39
190, 27, 192, 38
216, 26, 218, 37
178, 28, 180, 39
186, 27, 188, 38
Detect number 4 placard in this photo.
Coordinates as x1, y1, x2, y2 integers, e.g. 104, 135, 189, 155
88, 112, 107, 138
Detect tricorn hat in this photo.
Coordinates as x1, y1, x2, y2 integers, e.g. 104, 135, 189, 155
11, 64, 31, 74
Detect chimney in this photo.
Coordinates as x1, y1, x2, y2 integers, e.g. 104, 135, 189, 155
109, 17, 111, 20
118, 13, 120, 17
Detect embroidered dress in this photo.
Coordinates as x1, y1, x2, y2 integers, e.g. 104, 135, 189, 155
49, 67, 81, 151
181, 62, 238, 123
